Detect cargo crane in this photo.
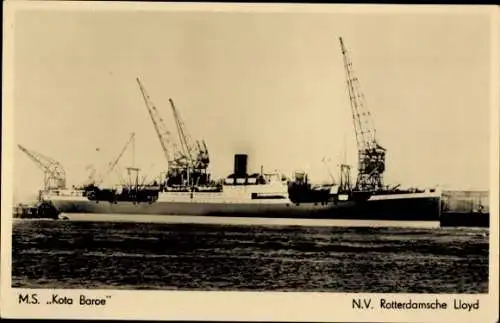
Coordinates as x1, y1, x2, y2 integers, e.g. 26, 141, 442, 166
196, 140, 210, 169
77, 133, 136, 190
95, 132, 136, 187
339, 37, 386, 192
136, 77, 200, 188
168, 98, 195, 169
82, 132, 160, 203
169, 98, 210, 186
168, 99, 210, 170
17, 145, 66, 191
136, 77, 181, 170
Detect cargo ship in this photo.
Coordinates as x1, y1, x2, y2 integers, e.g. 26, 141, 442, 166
24, 37, 487, 227
37, 152, 442, 223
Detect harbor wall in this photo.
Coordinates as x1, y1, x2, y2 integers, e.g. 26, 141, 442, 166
441, 190, 489, 213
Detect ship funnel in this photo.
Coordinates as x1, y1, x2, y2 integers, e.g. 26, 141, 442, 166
234, 154, 248, 178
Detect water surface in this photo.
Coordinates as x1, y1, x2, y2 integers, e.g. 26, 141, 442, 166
12, 219, 489, 293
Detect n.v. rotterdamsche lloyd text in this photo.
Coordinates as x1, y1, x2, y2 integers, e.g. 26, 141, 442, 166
352, 298, 480, 311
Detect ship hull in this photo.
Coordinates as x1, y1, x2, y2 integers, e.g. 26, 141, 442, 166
48, 192, 441, 222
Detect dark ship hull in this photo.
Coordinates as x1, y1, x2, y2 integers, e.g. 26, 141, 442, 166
45, 190, 442, 223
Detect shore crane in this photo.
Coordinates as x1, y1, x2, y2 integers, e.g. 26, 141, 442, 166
168, 98, 210, 171
136, 77, 181, 170
136, 77, 211, 187
339, 37, 386, 192
17, 144, 66, 191
136, 77, 194, 187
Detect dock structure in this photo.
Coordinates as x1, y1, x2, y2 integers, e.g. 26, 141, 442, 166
13, 201, 60, 219
440, 190, 489, 227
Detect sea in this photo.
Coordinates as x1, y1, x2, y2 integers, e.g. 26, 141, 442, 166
11, 215, 489, 293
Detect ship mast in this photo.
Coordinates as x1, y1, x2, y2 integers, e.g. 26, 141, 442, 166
338, 133, 352, 193
126, 167, 140, 190
339, 37, 386, 192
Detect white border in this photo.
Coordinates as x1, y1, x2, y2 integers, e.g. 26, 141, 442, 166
1, 2, 499, 322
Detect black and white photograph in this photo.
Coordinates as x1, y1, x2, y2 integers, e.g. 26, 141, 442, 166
1, 2, 498, 322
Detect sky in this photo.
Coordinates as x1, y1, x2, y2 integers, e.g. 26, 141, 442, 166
10, 6, 493, 202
